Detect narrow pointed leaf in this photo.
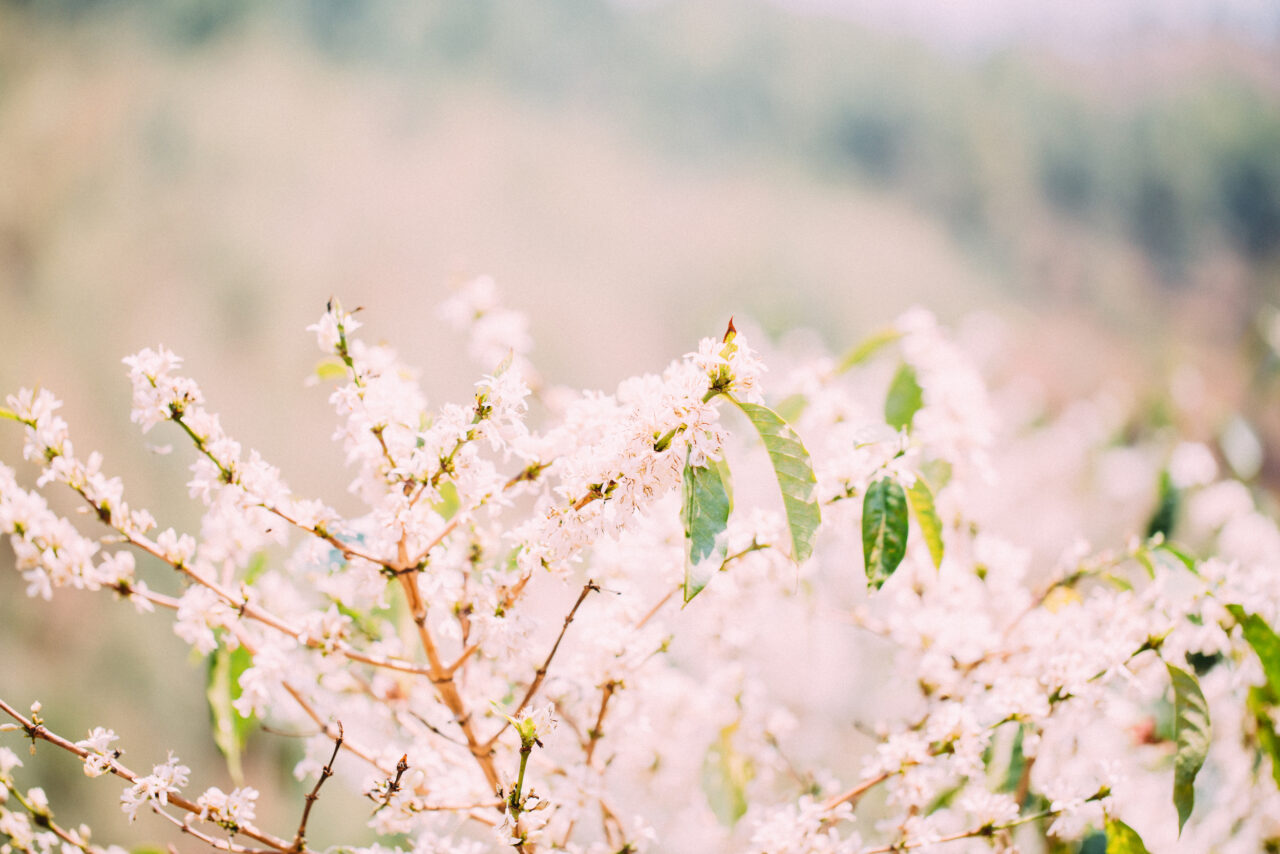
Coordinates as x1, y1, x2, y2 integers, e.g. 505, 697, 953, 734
1105, 818, 1151, 854
884, 362, 924, 432
774, 393, 808, 423
863, 477, 908, 589
1166, 662, 1210, 833
731, 400, 821, 562
906, 478, 944, 568
837, 327, 901, 373
242, 551, 269, 585
701, 723, 754, 826
1133, 547, 1156, 579
1247, 687, 1280, 789
1145, 469, 1181, 540
682, 454, 733, 602
206, 644, 257, 785
1226, 605, 1280, 698
1156, 541, 1198, 574
997, 724, 1028, 799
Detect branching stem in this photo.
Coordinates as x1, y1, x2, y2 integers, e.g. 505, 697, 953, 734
292, 722, 342, 851
0, 697, 305, 853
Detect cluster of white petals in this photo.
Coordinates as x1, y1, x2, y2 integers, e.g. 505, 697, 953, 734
196, 785, 258, 827
119, 753, 190, 822
2, 287, 1280, 854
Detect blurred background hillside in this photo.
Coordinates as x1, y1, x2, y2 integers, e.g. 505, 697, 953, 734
3, 0, 1280, 846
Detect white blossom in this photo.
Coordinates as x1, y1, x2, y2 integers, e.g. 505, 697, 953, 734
120, 753, 189, 822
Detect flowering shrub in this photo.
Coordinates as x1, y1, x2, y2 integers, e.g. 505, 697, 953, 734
2, 281, 1280, 854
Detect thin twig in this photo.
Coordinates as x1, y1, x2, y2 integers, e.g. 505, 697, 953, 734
260, 504, 386, 568
0, 697, 305, 854
485, 581, 600, 749
277, 682, 387, 773
1, 779, 95, 853
64, 480, 438, 680
857, 807, 1056, 853
583, 680, 618, 767
367, 754, 412, 815
152, 806, 266, 854
634, 584, 680, 631
822, 770, 892, 812
292, 721, 343, 851
404, 710, 468, 747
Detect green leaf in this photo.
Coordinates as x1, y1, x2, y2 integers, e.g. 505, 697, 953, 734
1166, 662, 1211, 833
433, 480, 461, 521
1226, 606, 1280, 699
774, 393, 808, 423
1133, 546, 1156, 579
731, 400, 821, 563
997, 723, 1028, 800
1156, 541, 1198, 574
918, 458, 952, 492
1247, 687, 1280, 789
1079, 831, 1107, 854
905, 478, 944, 568
1105, 818, 1152, 854
701, 723, 754, 826
1145, 470, 1181, 540
884, 363, 924, 432
1136, 540, 1198, 580
206, 644, 257, 785
242, 551, 268, 585
314, 357, 348, 381
682, 453, 734, 603
1100, 571, 1134, 592
836, 327, 901, 373
863, 477, 909, 589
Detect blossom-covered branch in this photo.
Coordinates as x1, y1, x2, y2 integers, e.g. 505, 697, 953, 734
3, 280, 1280, 854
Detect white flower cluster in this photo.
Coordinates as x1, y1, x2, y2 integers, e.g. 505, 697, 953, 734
195, 785, 258, 828
2, 286, 1280, 854
75, 727, 119, 778
439, 275, 534, 369
119, 752, 189, 822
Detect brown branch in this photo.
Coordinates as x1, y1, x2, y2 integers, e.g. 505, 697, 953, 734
404, 799, 504, 812
404, 710, 468, 747
822, 770, 892, 812
1014, 753, 1036, 806
484, 581, 600, 749
372, 753, 411, 811
260, 504, 386, 568
395, 572, 501, 793
65, 483, 437, 680
0, 697, 305, 854
167, 410, 388, 568
367, 424, 402, 484
857, 807, 1057, 853
583, 680, 619, 767
401, 453, 547, 567
447, 642, 481, 675
151, 805, 273, 854
277, 683, 386, 774
634, 584, 680, 631
292, 722, 343, 851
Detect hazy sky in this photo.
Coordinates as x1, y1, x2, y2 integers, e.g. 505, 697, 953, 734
783, 0, 1280, 55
